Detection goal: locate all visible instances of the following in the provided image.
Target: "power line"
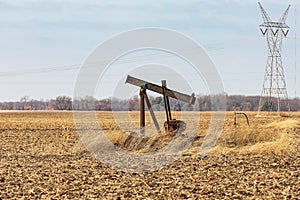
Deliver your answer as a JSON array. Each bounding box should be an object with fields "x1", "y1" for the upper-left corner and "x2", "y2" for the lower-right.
[
  {"x1": 0, "y1": 64, "x2": 80, "y2": 77},
  {"x1": 0, "y1": 36, "x2": 262, "y2": 77}
]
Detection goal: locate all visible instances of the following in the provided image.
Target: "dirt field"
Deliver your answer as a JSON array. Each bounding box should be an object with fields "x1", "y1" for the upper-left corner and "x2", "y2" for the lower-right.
[{"x1": 0, "y1": 111, "x2": 299, "y2": 199}]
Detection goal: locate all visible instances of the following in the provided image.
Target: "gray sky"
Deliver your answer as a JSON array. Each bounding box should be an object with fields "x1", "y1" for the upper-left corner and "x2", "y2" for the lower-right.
[{"x1": 0, "y1": 0, "x2": 299, "y2": 101}]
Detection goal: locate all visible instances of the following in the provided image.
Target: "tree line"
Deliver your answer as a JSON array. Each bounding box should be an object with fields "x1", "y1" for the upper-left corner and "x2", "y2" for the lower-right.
[{"x1": 0, "y1": 95, "x2": 299, "y2": 111}]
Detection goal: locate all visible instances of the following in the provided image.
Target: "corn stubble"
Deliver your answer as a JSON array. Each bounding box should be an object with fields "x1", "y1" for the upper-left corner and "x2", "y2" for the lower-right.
[{"x1": 0, "y1": 111, "x2": 299, "y2": 199}]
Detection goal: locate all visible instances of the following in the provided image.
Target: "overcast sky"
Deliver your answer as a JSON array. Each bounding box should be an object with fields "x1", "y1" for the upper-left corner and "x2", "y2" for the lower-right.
[{"x1": 0, "y1": 0, "x2": 299, "y2": 101}]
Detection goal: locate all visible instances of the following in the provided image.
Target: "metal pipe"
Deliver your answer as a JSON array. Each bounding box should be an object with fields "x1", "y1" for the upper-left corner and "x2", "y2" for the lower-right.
[
  {"x1": 161, "y1": 80, "x2": 170, "y2": 124},
  {"x1": 139, "y1": 88, "x2": 145, "y2": 135}
]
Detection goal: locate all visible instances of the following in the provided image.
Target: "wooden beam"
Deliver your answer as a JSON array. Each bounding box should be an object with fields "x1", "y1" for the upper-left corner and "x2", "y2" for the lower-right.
[{"x1": 126, "y1": 75, "x2": 195, "y2": 104}]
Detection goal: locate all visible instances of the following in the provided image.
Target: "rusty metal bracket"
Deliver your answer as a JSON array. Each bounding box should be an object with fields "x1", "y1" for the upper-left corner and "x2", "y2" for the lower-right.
[{"x1": 234, "y1": 111, "x2": 250, "y2": 127}]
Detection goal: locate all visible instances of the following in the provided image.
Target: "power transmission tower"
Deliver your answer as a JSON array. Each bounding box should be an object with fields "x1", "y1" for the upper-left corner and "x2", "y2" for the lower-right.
[{"x1": 257, "y1": 2, "x2": 291, "y2": 116}]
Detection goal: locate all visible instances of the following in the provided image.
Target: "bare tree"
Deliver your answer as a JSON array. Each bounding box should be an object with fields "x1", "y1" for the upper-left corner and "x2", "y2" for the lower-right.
[{"x1": 55, "y1": 96, "x2": 72, "y2": 110}]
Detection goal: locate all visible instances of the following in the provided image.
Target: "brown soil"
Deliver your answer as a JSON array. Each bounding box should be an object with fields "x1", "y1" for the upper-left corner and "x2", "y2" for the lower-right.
[{"x1": 0, "y1": 111, "x2": 299, "y2": 199}]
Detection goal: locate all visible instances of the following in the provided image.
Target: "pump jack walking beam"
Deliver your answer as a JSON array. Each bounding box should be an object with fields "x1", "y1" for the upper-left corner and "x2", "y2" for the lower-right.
[{"x1": 126, "y1": 75, "x2": 196, "y2": 104}]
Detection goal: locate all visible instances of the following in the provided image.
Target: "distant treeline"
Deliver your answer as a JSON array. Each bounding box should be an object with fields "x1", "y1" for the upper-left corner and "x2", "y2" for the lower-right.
[{"x1": 0, "y1": 95, "x2": 299, "y2": 111}]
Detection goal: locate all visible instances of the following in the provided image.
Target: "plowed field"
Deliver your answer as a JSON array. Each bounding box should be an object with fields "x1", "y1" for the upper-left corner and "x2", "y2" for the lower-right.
[{"x1": 0, "y1": 111, "x2": 299, "y2": 199}]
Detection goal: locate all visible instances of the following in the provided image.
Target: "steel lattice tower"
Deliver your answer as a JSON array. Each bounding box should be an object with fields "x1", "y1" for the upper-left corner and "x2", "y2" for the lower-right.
[{"x1": 257, "y1": 2, "x2": 291, "y2": 116}]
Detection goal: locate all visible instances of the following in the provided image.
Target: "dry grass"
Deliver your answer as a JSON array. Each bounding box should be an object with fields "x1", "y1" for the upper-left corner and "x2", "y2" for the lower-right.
[
  {"x1": 68, "y1": 111, "x2": 300, "y2": 157},
  {"x1": 211, "y1": 112, "x2": 300, "y2": 155}
]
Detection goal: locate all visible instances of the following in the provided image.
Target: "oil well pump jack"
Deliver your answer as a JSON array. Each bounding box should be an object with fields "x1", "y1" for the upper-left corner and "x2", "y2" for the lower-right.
[{"x1": 125, "y1": 75, "x2": 196, "y2": 134}]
